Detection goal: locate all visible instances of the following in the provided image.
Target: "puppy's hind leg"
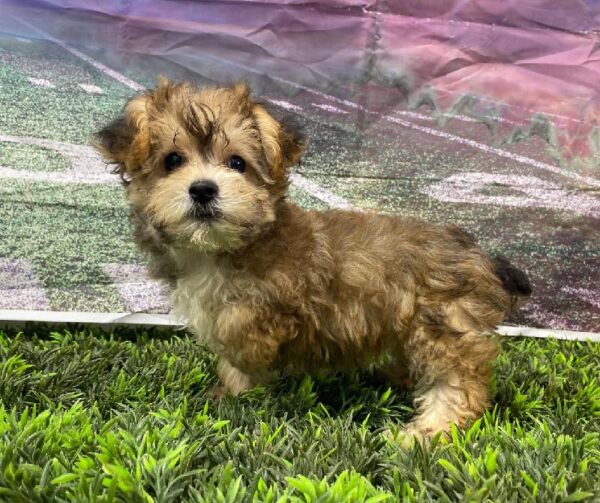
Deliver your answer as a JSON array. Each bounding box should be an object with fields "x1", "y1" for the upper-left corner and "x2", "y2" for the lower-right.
[{"x1": 395, "y1": 328, "x2": 499, "y2": 446}]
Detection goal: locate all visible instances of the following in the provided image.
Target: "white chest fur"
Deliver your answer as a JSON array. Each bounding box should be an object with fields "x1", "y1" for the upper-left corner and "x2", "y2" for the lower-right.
[{"x1": 170, "y1": 255, "x2": 228, "y2": 348}]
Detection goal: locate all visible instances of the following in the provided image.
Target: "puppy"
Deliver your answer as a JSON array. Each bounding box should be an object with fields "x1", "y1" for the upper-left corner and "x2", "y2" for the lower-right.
[{"x1": 94, "y1": 78, "x2": 531, "y2": 443}]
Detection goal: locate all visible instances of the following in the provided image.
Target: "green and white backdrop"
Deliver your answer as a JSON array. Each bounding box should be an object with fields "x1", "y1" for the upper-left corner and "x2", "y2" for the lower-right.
[{"x1": 0, "y1": 8, "x2": 598, "y2": 338}]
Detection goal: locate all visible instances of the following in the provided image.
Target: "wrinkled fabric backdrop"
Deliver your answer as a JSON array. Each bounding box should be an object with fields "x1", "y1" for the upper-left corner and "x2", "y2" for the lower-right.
[{"x1": 0, "y1": 0, "x2": 598, "y2": 331}]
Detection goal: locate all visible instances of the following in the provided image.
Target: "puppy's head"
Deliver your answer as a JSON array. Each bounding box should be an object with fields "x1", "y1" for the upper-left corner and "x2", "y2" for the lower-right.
[{"x1": 94, "y1": 78, "x2": 305, "y2": 252}]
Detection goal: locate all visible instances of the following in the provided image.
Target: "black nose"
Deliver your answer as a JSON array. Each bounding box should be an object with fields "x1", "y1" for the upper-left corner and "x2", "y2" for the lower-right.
[{"x1": 189, "y1": 180, "x2": 218, "y2": 205}]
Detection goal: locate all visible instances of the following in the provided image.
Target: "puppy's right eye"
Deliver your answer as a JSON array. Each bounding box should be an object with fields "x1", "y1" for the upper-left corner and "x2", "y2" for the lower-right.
[{"x1": 164, "y1": 152, "x2": 184, "y2": 172}]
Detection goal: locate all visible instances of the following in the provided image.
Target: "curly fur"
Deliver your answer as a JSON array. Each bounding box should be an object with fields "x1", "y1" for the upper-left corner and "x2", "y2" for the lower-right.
[{"x1": 94, "y1": 78, "x2": 531, "y2": 442}]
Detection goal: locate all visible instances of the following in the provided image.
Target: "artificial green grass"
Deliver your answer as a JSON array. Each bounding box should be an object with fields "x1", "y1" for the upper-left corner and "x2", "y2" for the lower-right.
[{"x1": 0, "y1": 328, "x2": 598, "y2": 502}]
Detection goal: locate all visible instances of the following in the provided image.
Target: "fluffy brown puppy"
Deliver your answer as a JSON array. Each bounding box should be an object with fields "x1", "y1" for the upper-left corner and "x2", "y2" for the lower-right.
[{"x1": 94, "y1": 78, "x2": 531, "y2": 443}]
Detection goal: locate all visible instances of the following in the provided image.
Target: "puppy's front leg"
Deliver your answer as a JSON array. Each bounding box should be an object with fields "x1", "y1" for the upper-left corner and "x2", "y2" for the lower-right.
[{"x1": 213, "y1": 305, "x2": 288, "y2": 396}]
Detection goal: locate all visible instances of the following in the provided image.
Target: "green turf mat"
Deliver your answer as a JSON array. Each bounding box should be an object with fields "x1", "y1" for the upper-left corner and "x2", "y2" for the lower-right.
[{"x1": 0, "y1": 327, "x2": 598, "y2": 501}]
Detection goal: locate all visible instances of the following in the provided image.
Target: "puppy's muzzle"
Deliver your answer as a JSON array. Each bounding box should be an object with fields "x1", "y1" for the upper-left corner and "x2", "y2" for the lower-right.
[
  {"x1": 188, "y1": 180, "x2": 220, "y2": 220},
  {"x1": 189, "y1": 180, "x2": 218, "y2": 204}
]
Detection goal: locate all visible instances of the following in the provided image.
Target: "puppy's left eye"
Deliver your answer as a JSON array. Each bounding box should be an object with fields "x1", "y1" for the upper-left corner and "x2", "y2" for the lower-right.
[
  {"x1": 228, "y1": 155, "x2": 246, "y2": 173},
  {"x1": 164, "y1": 152, "x2": 184, "y2": 172}
]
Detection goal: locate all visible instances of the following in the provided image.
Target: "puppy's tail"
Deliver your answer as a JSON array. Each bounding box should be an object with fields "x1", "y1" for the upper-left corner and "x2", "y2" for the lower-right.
[
  {"x1": 492, "y1": 255, "x2": 532, "y2": 312},
  {"x1": 447, "y1": 226, "x2": 532, "y2": 311}
]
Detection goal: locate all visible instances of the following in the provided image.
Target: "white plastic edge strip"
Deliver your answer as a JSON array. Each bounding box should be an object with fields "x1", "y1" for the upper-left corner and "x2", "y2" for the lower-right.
[
  {"x1": 0, "y1": 310, "x2": 598, "y2": 342},
  {"x1": 0, "y1": 310, "x2": 180, "y2": 327}
]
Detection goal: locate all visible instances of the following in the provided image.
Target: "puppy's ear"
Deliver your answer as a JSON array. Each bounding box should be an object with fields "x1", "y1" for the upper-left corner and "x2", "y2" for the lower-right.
[
  {"x1": 93, "y1": 93, "x2": 152, "y2": 181},
  {"x1": 231, "y1": 81, "x2": 251, "y2": 102},
  {"x1": 279, "y1": 117, "x2": 306, "y2": 168},
  {"x1": 252, "y1": 104, "x2": 307, "y2": 180}
]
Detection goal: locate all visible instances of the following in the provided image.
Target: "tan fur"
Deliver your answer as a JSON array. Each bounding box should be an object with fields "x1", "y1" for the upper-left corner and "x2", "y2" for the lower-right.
[{"x1": 94, "y1": 79, "x2": 529, "y2": 442}]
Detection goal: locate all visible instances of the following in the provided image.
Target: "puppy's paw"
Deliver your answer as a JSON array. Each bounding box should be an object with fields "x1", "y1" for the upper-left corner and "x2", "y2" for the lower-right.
[
  {"x1": 384, "y1": 423, "x2": 441, "y2": 450},
  {"x1": 207, "y1": 385, "x2": 229, "y2": 400},
  {"x1": 384, "y1": 426, "x2": 423, "y2": 449}
]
